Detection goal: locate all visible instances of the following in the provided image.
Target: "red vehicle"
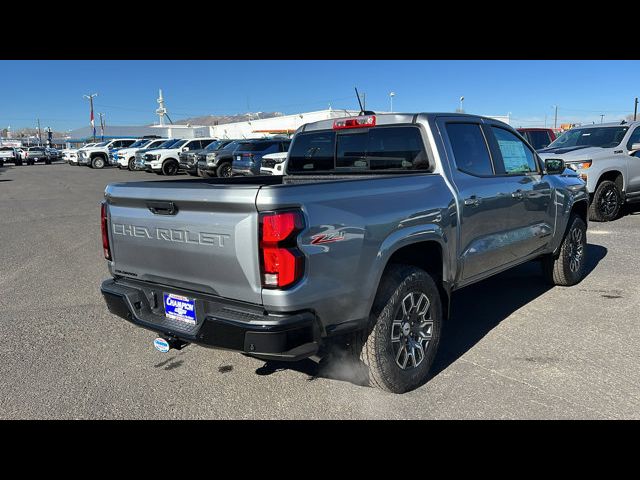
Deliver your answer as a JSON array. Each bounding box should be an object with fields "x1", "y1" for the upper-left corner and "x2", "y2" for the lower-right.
[{"x1": 517, "y1": 128, "x2": 557, "y2": 151}]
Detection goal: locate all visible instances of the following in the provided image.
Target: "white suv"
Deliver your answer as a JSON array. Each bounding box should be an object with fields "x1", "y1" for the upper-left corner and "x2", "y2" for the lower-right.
[
  {"x1": 77, "y1": 138, "x2": 138, "y2": 169},
  {"x1": 115, "y1": 138, "x2": 167, "y2": 171},
  {"x1": 144, "y1": 138, "x2": 217, "y2": 175}
]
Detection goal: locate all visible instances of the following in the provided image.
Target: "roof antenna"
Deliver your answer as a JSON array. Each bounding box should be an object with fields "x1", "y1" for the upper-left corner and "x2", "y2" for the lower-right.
[{"x1": 354, "y1": 87, "x2": 375, "y2": 116}]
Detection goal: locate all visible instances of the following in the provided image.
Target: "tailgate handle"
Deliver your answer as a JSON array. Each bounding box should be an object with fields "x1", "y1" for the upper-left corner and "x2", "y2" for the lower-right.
[{"x1": 147, "y1": 201, "x2": 178, "y2": 215}]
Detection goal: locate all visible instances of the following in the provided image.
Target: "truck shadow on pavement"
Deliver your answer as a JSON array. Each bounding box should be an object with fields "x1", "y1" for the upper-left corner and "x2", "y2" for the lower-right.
[{"x1": 254, "y1": 243, "x2": 607, "y2": 389}]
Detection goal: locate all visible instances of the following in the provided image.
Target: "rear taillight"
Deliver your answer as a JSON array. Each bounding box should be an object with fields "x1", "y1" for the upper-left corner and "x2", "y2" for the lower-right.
[
  {"x1": 259, "y1": 210, "x2": 305, "y2": 288},
  {"x1": 101, "y1": 201, "x2": 111, "y2": 260},
  {"x1": 333, "y1": 115, "x2": 376, "y2": 130}
]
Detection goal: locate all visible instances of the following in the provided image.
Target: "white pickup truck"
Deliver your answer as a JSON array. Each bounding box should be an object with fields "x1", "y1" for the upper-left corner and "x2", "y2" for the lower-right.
[
  {"x1": 0, "y1": 146, "x2": 17, "y2": 166},
  {"x1": 77, "y1": 139, "x2": 138, "y2": 169},
  {"x1": 538, "y1": 121, "x2": 640, "y2": 221},
  {"x1": 115, "y1": 138, "x2": 167, "y2": 171}
]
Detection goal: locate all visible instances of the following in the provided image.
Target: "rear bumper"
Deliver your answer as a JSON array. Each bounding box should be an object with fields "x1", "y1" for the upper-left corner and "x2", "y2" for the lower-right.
[{"x1": 101, "y1": 278, "x2": 320, "y2": 361}]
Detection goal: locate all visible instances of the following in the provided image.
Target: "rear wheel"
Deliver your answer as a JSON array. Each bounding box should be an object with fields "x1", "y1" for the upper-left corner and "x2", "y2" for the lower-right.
[
  {"x1": 128, "y1": 158, "x2": 136, "y2": 171},
  {"x1": 92, "y1": 156, "x2": 106, "y2": 169},
  {"x1": 542, "y1": 214, "x2": 587, "y2": 286},
  {"x1": 589, "y1": 180, "x2": 622, "y2": 222},
  {"x1": 15, "y1": 159, "x2": 22, "y2": 166},
  {"x1": 162, "y1": 159, "x2": 179, "y2": 176},
  {"x1": 349, "y1": 264, "x2": 442, "y2": 393},
  {"x1": 217, "y1": 162, "x2": 233, "y2": 178}
]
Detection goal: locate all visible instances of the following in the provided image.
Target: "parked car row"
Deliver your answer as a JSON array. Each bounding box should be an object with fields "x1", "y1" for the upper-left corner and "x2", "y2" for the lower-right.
[
  {"x1": 60, "y1": 135, "x2": 294, "y2": 179},
  {"x1": 0, "y1": 145, "x2": 61, "y2": 166}
]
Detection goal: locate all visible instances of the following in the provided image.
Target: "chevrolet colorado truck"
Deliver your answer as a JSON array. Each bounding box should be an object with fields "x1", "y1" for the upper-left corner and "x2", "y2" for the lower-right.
[
  {"x1": 538, "y1": 121, "x2": 640, "y2": 222},
  {"x1": 100, "y1": 113, "x2": 589, "y2": 393}
]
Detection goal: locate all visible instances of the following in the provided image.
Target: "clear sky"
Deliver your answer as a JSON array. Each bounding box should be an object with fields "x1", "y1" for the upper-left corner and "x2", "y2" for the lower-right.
[{"x1": 1, "y1": 60, "x2": 639, "y2": 131}]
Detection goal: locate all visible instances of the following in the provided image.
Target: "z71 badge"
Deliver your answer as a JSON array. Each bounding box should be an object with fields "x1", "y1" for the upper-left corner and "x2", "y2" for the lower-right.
[{"x1": 310, "y1": 232, "x2": 345, "y2": 245}]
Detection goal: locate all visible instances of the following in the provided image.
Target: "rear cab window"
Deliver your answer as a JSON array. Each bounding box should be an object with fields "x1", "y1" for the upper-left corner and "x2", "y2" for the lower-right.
[{"x1": 288, "y1": 125, "x2": 429, "y2": 173}]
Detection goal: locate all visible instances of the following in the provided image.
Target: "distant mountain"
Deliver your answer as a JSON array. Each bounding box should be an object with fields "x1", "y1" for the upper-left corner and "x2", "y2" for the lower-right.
[{"x1": 168, "y1": 112, "x2": 284, "y2": 126}]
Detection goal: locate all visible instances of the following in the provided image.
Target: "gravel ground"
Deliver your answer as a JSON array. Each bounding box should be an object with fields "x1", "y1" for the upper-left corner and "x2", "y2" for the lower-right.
[{"x1": 1, "y1": 162, "x2": 639, "y2": 419}]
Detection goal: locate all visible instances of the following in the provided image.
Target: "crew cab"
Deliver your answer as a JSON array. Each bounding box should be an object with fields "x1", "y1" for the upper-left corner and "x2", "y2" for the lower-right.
[
  {"x1": 115, "y1": 138, "x2": 167, "y2": 171},
  {"x1": 100, "y1": 112, "x2": 589, "y2": 394},
  {"x1": 232, "y1": 138, "x2": 291, "y2": 176},
  {"x1": 538, "y1": 121, "x2": 640, "y2": 221},
  {"x1": 144, "y1": 138, "x2": 217, "y2": 176},
  {"x1": 179, "y1": 139, "x2": 235, "y2": 176},
  {"x1": 78, "y1": 139, "x2": 138, "y2": 169}
]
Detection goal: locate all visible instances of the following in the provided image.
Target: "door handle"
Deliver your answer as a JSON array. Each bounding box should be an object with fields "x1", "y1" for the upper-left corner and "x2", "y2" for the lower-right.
[
  {"x1": 147, "y1": 201, "x2": 178, "y2": 215},
  {"x1": 512, "y1": 190, "x2": 525, "y2": 199},
  {"x1": 464, "y1": 196, "x2": 482, "y2": 207}
]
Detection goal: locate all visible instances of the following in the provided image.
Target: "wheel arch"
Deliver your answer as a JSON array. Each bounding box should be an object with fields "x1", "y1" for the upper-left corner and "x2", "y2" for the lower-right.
[
  {"x1": 369, "y1": 233, "x2": 451, "y2": 322},
  {"x1": 596, "y1": 169, "x2": 624, "y2": 192}
]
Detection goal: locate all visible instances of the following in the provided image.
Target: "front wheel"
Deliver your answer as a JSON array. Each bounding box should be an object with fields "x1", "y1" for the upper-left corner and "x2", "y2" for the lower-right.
[
  {"x1": 162, "y1": 160, "x2": 178, "y2": 176},
  {"x1": 350, "y1": 264, "x2": 442, "y2": 393},
  {"x1": 589, "y1": 180, "x2": 622, "y2": 222},
  {"x1": 128, "y1": 158, "x2": 136, "y2": 171},
  {"x1": 216, "y1": 162, "x2": 233, "y2": 178},
  {"x1": 542, "y1": 214, "x2": 587, "y2": 286},
  {"x1": 92, "y1": 156, "x2": 106, "y2": 169}
]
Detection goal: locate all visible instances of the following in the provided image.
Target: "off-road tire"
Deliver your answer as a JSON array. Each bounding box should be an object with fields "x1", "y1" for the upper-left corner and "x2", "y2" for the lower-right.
[
  {"x1": 348, "y1": 264, "x2": 442, "y2": 394},
  {"x1": 162, "y1": 159, "x2": 178, "y2": 176},
  {"x1": 589, "y1": 180, "x2": 622, "y2": 222},
  {"x1": 216, "y1": 162, "x2": 233, "y2": 178},
  {"x1": 542, "y1": 214, "x2": 587, "y2": 286}
]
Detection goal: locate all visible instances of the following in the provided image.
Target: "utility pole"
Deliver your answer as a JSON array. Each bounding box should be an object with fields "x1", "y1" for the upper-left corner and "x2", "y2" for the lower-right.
[
  {"x1": 37, "y1": 118, "x2": 42, "y2": 145},
  {"x1": 634, "y1": 97, "x2": 638, "y2": 121},
  {"x1": 553, "y1": 105, "x2": 558, "y2": 129},
  {"x1": 98, "y1": 113, "x2": 105, "y2": 141},
  {"x1": 83, "y1": 93, "x2": 98, "y2": 142}
]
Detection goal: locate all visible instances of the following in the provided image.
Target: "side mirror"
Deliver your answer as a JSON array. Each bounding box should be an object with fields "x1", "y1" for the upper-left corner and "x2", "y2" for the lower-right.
[
  {"x1": 628, "y1": 143, "x2": 640, "y2": 155},
  {"x1": 545, "y1": 158, "x2": 565, "y2": 174}
]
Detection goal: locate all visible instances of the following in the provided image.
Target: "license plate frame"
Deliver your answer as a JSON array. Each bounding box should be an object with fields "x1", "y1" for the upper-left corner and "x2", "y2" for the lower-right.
[{"x1": 163, "y1": 293, "x2": 196, "y2": 325}]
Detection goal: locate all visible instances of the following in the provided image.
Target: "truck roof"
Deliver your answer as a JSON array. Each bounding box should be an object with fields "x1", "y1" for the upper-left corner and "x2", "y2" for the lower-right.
[{"x1": 298, "y1": 112, "x2": 509, "y2": 133}]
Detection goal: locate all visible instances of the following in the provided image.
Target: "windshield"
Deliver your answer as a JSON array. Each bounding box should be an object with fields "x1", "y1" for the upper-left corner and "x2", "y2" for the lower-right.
[
  {"x1": 156, "y1": 139, "x2": 178, "y2": 148},
  {"x1": 548, "y1": 126, "x2": 629, "y2": 149},
  {"x1": 128, "y1": 139, "x2": 150, "y2": 148},
  {"x1": 171, "y1": 140, "x2": 187, "y2": 148},
  {"x1": 204, "y1": 140, "x2": 229, "y2": 151},
  {"x1": 94, "y1": 141, "x2": 109, "y2": 147},
  {"x1": 236, "y1": 141, "x2": 278, "y2": 152}
]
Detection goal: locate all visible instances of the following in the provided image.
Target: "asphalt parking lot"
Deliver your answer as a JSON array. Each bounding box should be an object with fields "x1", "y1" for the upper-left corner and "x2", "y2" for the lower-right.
[{"x1": 1, "y1": 162, "x2": 639, "y2": 419}]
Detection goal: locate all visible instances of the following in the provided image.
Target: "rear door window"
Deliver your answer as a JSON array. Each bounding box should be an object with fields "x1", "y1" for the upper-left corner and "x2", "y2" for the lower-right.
[{"x1": 446, "y1": 123, "x2": 494, "y2": 176}]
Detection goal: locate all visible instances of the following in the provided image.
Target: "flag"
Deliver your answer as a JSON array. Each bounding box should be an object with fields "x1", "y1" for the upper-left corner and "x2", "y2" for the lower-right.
[{"x1": 90, "y1": 105, "x2": 96, "y2": 138}]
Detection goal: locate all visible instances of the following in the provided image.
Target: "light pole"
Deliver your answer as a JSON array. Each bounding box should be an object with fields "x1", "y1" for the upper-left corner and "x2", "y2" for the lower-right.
[
  {"x1": 600, "y1": 114, "x2": 605, "y2": 124},
  {"x1": 389, "y1": 92, "x2": 396, "y2": 113},
  {"x1": 458, "y1": 96, "x2": 465, "y2": 113},
  {"x1": 83, "y1": 93, "x2": 98, "y2": 142}
]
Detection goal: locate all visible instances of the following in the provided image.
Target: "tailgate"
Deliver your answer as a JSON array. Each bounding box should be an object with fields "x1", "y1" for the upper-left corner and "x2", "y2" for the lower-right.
[{"x1": 105, "y1": 181, "x2": 263, "y2": 304}]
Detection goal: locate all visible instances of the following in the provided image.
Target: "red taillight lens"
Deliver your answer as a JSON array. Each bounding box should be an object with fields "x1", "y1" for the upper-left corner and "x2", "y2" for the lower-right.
[
  {"x1": 260, "y1": 210, "x2": 305, "y2": 288},
  {"x1": 101, "y1": 201, "x2": 111, "y2": 260},
  {"x1": 333, "y1": 115, "x2": 376, "y2": 130}
]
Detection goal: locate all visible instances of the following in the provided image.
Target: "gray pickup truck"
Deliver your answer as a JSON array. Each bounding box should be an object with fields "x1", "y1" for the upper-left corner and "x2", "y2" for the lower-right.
[{"x1": 100, "y1": 113, "x2": 589, "y2": 393}]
